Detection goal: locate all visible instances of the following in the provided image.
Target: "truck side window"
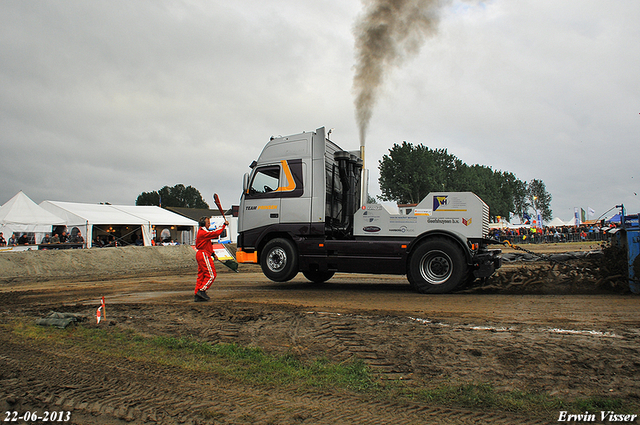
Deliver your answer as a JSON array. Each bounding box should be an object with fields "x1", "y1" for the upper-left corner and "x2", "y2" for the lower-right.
[{"x1": 248, "y1": 165, "x2": 280, "y2": 196}]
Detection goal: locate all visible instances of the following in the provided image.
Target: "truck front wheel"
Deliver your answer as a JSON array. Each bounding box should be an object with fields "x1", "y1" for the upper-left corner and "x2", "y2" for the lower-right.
[
  {"x1": 408, "y1": 238, "x2": 468, "y2": 294},
  {"x1": 261, "y1": 238, "x2": 299, "y2": 282}
]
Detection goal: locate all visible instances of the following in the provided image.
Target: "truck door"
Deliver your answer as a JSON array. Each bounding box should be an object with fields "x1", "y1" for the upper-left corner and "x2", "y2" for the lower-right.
[
  {"x1": 241, "y1": 159, "x2": 306, "y2": 232},
  {"x1": 242, "y1": 164, "x2": 283, "y2": 232}
]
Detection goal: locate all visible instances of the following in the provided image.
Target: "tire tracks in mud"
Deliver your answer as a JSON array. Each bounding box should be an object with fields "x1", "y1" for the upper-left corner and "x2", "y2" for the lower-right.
[
  {"x1": 0, "y1": 326, "x2": 550, "y2": 425},
  {"x1": 3, "y1": 267, "x2": 637, "y2": 425},
  {"x1": 176, "y1": 303, "x2": 639, "y2": 416},
  {"x1": 308, "y1": 315, "x2": 409, "y2": 377}
]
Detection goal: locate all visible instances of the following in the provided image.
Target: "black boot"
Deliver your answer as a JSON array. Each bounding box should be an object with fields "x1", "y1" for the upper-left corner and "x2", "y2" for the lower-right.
[{"x1": 195, "y1": 290, "x2": 210, "y2": 301}]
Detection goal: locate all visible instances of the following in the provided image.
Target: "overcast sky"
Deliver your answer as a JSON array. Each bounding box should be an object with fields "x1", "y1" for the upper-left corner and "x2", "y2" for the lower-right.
[{"x1": 1, "y1": 0, "x2": 638, "y2": 222}]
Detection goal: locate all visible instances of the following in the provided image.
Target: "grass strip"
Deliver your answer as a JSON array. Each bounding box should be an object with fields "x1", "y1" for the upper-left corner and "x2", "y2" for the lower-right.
[
  {"x1": 9, "y1": 320, "x2": 377, "y2": 392},
  {"x1": 7, "y1": 319, "x2": 634, "y2": 416}
]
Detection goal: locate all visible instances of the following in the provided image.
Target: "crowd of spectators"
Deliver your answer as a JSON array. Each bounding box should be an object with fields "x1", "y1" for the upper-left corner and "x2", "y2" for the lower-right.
[
  {"x1": 488, "y1": 223, "x2": 616, "y2": 244},
  {"x1": 1, "y1": 226, "x2": 186, "y2": 249},
  {"x1": 0, "y1": 230, "x2": 85, "y2": 249},
  {"x1": 92, "y1": 232, "x2": 180, "y2": 247}
]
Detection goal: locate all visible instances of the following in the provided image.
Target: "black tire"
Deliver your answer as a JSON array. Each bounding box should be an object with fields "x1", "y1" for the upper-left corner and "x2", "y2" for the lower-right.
[
  {"x1": 261, "y1": 238, "x2": 299, "y2": 282},
  {"x1": 407, "y1": 238, "x2": 468, "y2": 294},
  {"x1": 303, "y1": 270, "x2": 335, "y2": 284}
]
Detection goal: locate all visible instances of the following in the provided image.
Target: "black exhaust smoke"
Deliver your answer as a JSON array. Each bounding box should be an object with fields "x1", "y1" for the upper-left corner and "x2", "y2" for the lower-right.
[{"x1": 353, "y1": 0, "x2": 453, "y2": 147}]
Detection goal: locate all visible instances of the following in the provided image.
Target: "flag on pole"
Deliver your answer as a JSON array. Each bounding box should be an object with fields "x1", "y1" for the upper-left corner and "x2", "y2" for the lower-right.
[
  {"x1": 588, "y1": 207, "x2": 595, "y2": 218},
  {"x1": 581, "y1": 208, "x2": 586, "y2": 223},
  {"x1": 537, "y1": 210, "x2": 542, "y2": 228}
]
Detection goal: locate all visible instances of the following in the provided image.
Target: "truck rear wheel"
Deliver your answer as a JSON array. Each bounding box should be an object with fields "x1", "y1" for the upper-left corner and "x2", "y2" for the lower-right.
[
  {"x1": 408, "y1": 238, "x2": 468, "y2": 294},
  {"x1": 261, "y1": 238, "x2": 298, "y2": 282},
  {"x1": 303, "y1": 270, "x2": 335, "y2": 284}
]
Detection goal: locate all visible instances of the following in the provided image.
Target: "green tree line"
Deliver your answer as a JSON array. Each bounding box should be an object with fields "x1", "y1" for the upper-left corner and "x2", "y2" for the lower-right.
[
  {"x1": 136, "y1": 184, "x2": 209, "y2": 209},
  {"x1": 378, "y1": 142, "x2": 552, "y2": 221}
]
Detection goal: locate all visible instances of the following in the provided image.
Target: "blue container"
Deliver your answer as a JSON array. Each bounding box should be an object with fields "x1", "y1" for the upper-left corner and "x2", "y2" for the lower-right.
[
  {"x1": 627, "y1": 227, "x2": 640, "y2": 294},
  {"x1": 620, "y1": 209, "x2": 640, "y2": 294}
]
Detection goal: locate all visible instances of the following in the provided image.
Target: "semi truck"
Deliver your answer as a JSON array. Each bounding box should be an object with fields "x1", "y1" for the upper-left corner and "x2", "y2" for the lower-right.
[{"x1": 235, "y1": 127, "x2": 501, "y2": 293}]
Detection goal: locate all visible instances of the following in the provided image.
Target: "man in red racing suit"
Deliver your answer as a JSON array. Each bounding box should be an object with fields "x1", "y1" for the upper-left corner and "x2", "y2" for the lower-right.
[{"x1": 194, "y1": 216, "x2": 228, "y2": 302}]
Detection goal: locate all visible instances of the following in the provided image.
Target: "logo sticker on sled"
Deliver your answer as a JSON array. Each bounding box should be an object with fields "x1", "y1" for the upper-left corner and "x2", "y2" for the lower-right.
[
  {"x1": 433, "y1": 195, "x2": 467, "y2": 212},
  {"x1": 433, "y1": 196, "x2": 448, "y2": 211}
]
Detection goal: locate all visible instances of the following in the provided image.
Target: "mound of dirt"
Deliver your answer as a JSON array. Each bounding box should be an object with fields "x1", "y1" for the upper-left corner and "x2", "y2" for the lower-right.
[{"x1": 0, "y1": 245, "x2": 200, "y2": 284}]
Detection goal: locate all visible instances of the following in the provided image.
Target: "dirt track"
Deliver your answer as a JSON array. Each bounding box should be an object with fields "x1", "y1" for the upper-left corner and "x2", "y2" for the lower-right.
[{"x1": 1, "y1": 243, "x2": 639, "y2": 424}]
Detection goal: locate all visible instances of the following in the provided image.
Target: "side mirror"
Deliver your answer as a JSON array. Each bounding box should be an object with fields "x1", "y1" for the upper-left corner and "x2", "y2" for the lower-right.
[{"x1": 243, "y1": 172, "x2": 250, "y2": 194}]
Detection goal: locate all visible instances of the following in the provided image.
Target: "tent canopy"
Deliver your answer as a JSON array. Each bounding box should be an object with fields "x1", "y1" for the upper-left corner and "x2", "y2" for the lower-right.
[
  {"x1": 40, "y1": 201, "x2": 197, "y2": 247},
  {"x1": 547, "y1": 217, "x2": 566, "y2": 227},
  {"x1": 606, "y1": 214, "x2": 621, "y2": 223},
  {"x1": 0, "y1": 192, "x2": 65, "y2": 238},
  {"x1": 113, "y1": 205, "x2": 198, "y2": 227},
  {"x1": 40, "y1": 201, "x2": 149, "y2": 227}
]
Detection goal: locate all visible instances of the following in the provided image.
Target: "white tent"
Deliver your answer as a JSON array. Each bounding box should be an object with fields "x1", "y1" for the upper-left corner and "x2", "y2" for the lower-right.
[
  {"x1": 111, "y1": 205, "x2": 198, "y2": 245},
  {"x1": 489, "y1": 220, "x2": 512, "y2": 229},
  {"x1": 39, "y1": 201, "x2": 197, "y2": 248},
  {"x1": 40, "y1": 201, "x2": 149, "y2": 248},
  {"x1": 547, "y1": 217, "x2": 566, "y2": 227},
  {"x1": 0, "y1": 191, "x2": 65, "y2": 246}
]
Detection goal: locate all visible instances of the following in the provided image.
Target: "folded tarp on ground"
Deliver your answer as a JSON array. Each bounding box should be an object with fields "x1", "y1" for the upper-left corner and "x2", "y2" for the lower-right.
[{"x1": 36, "y1": 311, "x2": 86, "y2": 328}]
